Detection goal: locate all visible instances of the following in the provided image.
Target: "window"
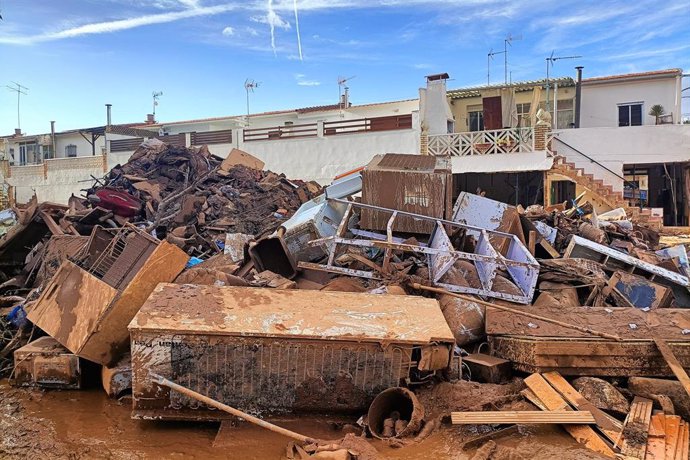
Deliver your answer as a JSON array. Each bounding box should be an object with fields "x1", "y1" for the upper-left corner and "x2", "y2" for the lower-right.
[
  {"x1": 9, "y1": 148, "x2": 15, "y2": 165},
  {"x1": 41, "y1": 145, "x2": 53, "y2": 159},
  {"x1": 468, "y1": 111, "x2": 484, "y2": 132},
  {"x1": 19, "y1": 142, "x2": 37, "y2": 165},
  {"x1": 517, "y1": 103, "x2": 531, "y2": 127},
  {"x1": 556, "y1": 99, "x2": 575, "y2": 129},
  {"x1": 65, "y1": 144, "x2": 77, "y2": 157},
  {"x1": 618, "y1": 103, "x2": 643, "y2": 127}
]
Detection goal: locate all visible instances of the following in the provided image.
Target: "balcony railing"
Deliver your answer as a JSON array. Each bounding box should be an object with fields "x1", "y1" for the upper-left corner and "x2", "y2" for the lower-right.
[
  {"x1": 428, "y1": 127, "x2": 535, "y2": 156},
  {"x1": 323, "y1": 114, "x2": 412, "y2": 135},
  {"x1": 243, "y1": 123, "x2": 318, "y2": 142}
]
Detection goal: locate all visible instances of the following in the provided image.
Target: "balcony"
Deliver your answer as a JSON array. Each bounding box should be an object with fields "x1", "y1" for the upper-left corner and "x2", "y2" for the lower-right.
[{"x1": 428, "y1": 127, "x2": 535, "y2": 157}]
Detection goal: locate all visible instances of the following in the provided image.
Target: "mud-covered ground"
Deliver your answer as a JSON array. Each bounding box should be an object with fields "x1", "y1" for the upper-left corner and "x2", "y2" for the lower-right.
[{"x1": 0, "y1": 380, "x2": 609, "y2": 460}]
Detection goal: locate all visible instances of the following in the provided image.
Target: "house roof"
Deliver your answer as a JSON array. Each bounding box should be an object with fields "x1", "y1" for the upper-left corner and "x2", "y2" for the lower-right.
[
  {"x1": 447, "y1": 77, "x2": 575, "y2": 99},
  {"x1": 0, "y1": 123, "x2": 154, "y2": 142},
  {"x1": 128, "y1": 98, "x2": 418, "y2": 128},
  {"x1": 582, "y1": 68, "x2": 683, "y2": 84}
]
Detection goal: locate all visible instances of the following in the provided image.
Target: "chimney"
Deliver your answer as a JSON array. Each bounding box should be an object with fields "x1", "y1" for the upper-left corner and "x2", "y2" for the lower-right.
[
  {"x1": 14, "y1": 128, "x2": 21, "y2": 136},
  {"x1": 146, "y1": 114, "x2": 155, "y2": 124},
  {"x1": 421, "y1": 73, "x2": 452, "y2": 136},
  {"x1": 574, "y1": 66, "x2": 583, "y2": 128},
  {"x1": 340, "y1": 86, "x2": 350, "y2": 108},
  {"x1": 105, "y1": 104, "x2": 112, "y2": 127},
  {"x1": 50, "y1": 121, "x2": 56, "y2": 159}
]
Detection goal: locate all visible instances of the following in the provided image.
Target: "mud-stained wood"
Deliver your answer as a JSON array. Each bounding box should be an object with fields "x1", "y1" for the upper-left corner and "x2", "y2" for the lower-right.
[
  {"x1": 26, "y1": 261, "x2": 118, "y2": 354},
  {"x1": 654, "y1": 338, "x2": 690, "y2": 401},
  {"x1": 618, "y1": 396, "x2": 653, "y2": 459},
  {"x1": 451, "y1": 411, "x2": 596, "y2": 424},
  {"x1": 665, "y1": 415, "x2": 682, "y2": 459},
  {"x1": 542, "y1": 371, "x2": 621, "y2": 442},
  {"x1": 490, "y1": 336, "x2": 690, "y2": 377},
  {"x1": 645, "y1": 413, "x2": 666, "y2": 460},
  {"x1": 524, "y1": 374, "x2": 615, "y2": 458},
  {"x1": 486, "y1": 305, "x2": 690, "y2": 339}
]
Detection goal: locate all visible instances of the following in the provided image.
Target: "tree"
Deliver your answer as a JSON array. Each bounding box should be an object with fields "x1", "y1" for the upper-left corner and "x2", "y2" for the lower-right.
[{"x1": 649, "y1": 104, "x2": 665, "y2": 125}]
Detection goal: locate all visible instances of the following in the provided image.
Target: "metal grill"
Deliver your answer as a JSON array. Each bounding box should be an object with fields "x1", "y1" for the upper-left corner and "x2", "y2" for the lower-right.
[
  {"x1": 72, "y1": 225, "x2": 159, "y2": 290},
  {"x1": 168, "y1": 337, "x2": 416, "y2": 412}
]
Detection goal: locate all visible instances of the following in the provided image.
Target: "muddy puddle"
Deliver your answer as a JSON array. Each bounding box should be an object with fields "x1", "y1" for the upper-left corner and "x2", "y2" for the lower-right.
[{"x1": 0, "y1": 380, "x2": 607, "y2": 459}]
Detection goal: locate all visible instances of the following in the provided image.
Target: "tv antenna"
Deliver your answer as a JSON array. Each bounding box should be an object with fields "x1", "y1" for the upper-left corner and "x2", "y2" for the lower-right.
[
  {"x1": 152, "y1": 91, "x2": 163, "y2": 119},
  {"x1": 338, "y1": 75, "x2": 355, "y2": 110},
  {"x1": 545, "y1": 51, "x2": 582, "y2": 110},
  {"x1": 487, "y1": 48, "x2": 506, "y2": 85},
  {"x1": 504, "y1": 33, "x2": 522, "y2": 84},
  {"x1": 6, "y1": 82, "x2": 28, "y2": 131},
  {"x1": 244, "y1": 79, "x2": 260, "y2": 117}
]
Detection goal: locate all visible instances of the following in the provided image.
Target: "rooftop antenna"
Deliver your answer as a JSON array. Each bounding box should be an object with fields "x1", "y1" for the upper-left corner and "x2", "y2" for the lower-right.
[
  {"x1": 244, "y1": 79, "x2": 260, "y2": 118},
  {"x1": 6, "y1": 82, "x2": 28, "y2": 131},
  {"x1": 152, "y1": 91, "x2": 163, "y2": 119},
  {"x1": 487, "y1": 48, "x2": 506, "y2": 85},
  {"x1": 338, "y1": 75, "x2": 355, "y2": 110},
  {"x1": 545, "y1": 51, "x2": 582, "y2": 110},
  {"x1": 504, "y1": 33, "x2": 522, "y2": 84}
]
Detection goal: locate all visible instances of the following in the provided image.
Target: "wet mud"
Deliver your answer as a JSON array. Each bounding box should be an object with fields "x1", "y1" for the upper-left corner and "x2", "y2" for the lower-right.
[{"x1": 0, "y1": 380, "x2": 609, "y2": 459}]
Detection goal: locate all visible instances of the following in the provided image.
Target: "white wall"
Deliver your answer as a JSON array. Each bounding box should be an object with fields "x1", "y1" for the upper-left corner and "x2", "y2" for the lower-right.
[
  {"x1": 580, "y1": 77, "x2": 681, "y2": 128},
  {"x1": 554, "y1": 125, "x2": 690, "y2": 192}
]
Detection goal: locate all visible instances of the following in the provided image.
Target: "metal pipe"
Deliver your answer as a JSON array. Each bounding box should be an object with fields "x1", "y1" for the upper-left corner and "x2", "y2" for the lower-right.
[
  {"x1": 149, "y1": 373, "x2": 319, "y2": 444},
  {"x1": 106, "y1": 104, "x2": 112, "y2": 127},
  {"x1": 574, "y1": 66, "x2": 583, "y2": 128},
  {"x1": 50, "y1": 121, "x2": 56, "y2": 159}
]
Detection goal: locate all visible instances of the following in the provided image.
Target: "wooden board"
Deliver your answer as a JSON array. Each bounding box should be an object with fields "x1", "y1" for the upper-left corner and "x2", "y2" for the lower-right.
[
  {"x1": 645, "y1": 413, "x2": 666, "y2": 460},
  {"x1": 490, "y1": 336, "x2": 690, "y2": 377},
  {"x1": 524, "y1": 374, "x2": 615, "y2": 458},
  {"x1": 486, "y1": 305, "x2": 690, "y2": 339},
  {"x1": 619, "y1": 396, "x2": 653, "y2": 459},
  {"x1": 665, "y1": 415, "x2": 682, "y2": 460},
  {"x1": 674, "y1": 420, "x2": 689, "y2": 460},
  {"x1": 451, "y1": 411, "x2": 595, "y2": 425},
  {"x1": 542, "y1": 371, "x2": 622, "y2": 442},
  {"x1": 655, "y1": 338, "x2": 690, "y2": 401}
]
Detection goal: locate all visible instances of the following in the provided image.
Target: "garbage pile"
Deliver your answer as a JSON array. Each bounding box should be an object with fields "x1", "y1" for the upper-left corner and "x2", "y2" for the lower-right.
[{"x1": 1, "y1": 150, "x2": 690, "y2": 459}]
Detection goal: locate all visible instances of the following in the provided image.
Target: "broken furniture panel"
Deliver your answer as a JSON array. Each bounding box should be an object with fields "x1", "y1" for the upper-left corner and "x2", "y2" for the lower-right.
[
  {"x1": 27, "y1": 224, "x2": 189, "y2": 366},
  {"x1": 463, "y1": 353, "x2": 512, "y2": 384},
  {"x1": 102, "y1": 354, "x2": 132, "y2": 398},
  {"x1": 565, "y1": 235, "x2": 690, "y2": 306},
  {"x1": 12, "y1": 336, "x2": 81, "y2": 389},
  {"x1": 490, "y1": 336, "x2": 690, "y2": 377},
  {"x1": 360, "y1": 154, "x2": 452, "y2": 234},
  {"x1": 299, "y1": 199, "x2": 539, "y2": 304},
  {"x1": 129, "y1": 284, "x2": 454, "y2": 421},
  {"x1": 607, "y1": 271, "x2": 673, "y2": 309}
]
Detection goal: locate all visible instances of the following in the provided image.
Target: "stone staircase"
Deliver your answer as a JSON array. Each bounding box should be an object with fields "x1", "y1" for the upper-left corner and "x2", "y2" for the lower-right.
[{"x1": 551, "y1": 154, "x2": 628, "y2": 210}]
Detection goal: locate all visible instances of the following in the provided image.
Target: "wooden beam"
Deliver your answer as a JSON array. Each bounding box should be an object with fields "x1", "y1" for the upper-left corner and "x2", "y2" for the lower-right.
[
  {"x1": 542, "y1": 371, "x2": 622, "y2": 442},
  {"x1": 654, "y1": 338, "x2": 690, "y2": 401},
  {"x1": 451, "y1": 411, "x2": 595, "y2": 425},
  {"x1": 524, "y1": 374, "x2": 615, "y2": 458},
  {"x1": 665, "y1": 415, "x2": 681, "y2": 460},
  {"x1": 617, "y1": 396, "x2": 653, "y2": 459},
  {"x1": 38, "y1": 210, "x2": 65, "y2": 235}
]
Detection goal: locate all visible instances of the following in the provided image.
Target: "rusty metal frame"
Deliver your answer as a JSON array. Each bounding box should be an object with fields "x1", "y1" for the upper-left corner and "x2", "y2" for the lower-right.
[{"x1": 297, "y1": 199, "x2": 539, "y2": 304}]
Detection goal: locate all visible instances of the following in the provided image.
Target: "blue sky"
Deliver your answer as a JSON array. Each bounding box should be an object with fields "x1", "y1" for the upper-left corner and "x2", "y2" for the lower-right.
[{"x1": 1, "y1": 0, "x2": 689, "y2": 134}]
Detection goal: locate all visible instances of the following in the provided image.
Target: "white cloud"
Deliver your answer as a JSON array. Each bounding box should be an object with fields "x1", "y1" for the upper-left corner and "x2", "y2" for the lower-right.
[
  {"x1": 250, "y1": 12, "x2": 291, "y2": 30},
  {"x1": 295, "y1": 73, "x2": 320, "y2": 86},
  {"x1": 0, "y1": 3, "x2": 238, "y2": 45},
  {"x1": 222, "y1": 26, "x2": 235, "y2": 36},
  {"x1": 246, "y1": 26, "x2": 260, "y2": 36}
]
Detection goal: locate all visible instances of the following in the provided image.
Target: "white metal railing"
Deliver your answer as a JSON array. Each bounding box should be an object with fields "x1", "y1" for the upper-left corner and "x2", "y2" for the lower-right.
[{"x1": 428, "y1": 127, "x2": 535, "y2": 156}]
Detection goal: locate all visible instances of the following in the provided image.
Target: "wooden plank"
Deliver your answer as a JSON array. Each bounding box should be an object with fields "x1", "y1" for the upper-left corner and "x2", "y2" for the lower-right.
[
  {"x1": 486, "y1": 305, "x2": 690, "y2": 339},
  {"x1": 674, "y1": 420, "x2": 690, "y2": 460},
  {"x1": 521, "y1": 388, "x2": 548, "y2": 411},
  {"x1": 654, "y1": 338, "x2": 690, "y2": 401},
  {"x1": 619, "y1": 397, "x2": 654, "y2": 459},
  {"x1": 451, "y1": 411, "x2": 595, "y2": 425},
  {"x1": 543, "y1": 371, "x2": 622, "y2": 442},
  {"x1": 645, "y1": 413, "x2": 666, "y2": 460},
  {"x1": 524, "y1": 374, "x2": 615, "y2": 458},
  {"x1": 665, "y1": 415, "x2": 682, "y2": 460}
]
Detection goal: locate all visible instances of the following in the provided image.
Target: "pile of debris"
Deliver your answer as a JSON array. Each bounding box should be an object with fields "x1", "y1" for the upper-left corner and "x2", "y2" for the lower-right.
[
  {"x1": 84, "y1": 139, "x2": 322, "y2": 255},
  {"x1": 1, "y1": 150, "x2": 690, "y2": 460}
]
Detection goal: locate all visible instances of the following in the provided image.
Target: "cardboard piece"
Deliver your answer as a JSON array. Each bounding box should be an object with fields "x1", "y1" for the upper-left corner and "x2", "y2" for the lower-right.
[{"x1": 221, "y1": 148, "x2": 265, "y2": 172}]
